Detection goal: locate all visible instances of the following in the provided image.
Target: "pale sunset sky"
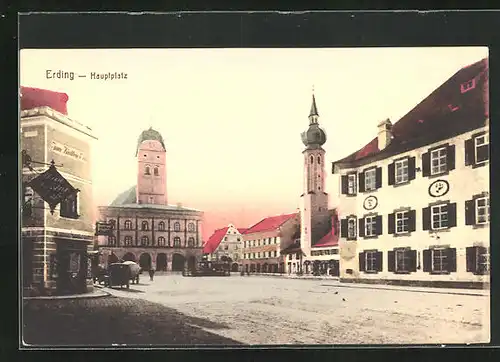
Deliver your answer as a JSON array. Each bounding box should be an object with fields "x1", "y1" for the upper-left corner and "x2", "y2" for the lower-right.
[{"x1": 20, "y1": 47, "x2": 488, "y2": 240}]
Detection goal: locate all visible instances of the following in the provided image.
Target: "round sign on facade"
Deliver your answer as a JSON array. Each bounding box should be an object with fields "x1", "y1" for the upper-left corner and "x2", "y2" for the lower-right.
[
  {"x1": 428, "y1": 179, "x2": 450, "y2": 198},
  {"x1": 363, "y1": 195, "x2": 378, "y2": 211}
]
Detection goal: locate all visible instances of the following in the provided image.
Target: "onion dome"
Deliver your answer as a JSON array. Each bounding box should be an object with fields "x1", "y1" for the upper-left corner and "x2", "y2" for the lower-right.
[
  {"x1": 301, "y1": 94, "x2": 327, "y2": 149},
  {"x1": 135, "y1": 127, "x2": 166, "y2": 155}
]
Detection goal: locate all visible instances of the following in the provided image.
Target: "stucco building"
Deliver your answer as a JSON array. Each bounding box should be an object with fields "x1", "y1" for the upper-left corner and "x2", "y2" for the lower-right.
[
  {"x1": 332, "y1": 58, "x2": 489, "y2": 288},
  {"x1": 97, "y1": 128, "x2": 204, "y2": 272},
  {"x1": 21, "y1": 86, "x2": 97, "y2": 295},
  {"x1": 202, "y1": 224, "x2": 247, "y2": 271}
]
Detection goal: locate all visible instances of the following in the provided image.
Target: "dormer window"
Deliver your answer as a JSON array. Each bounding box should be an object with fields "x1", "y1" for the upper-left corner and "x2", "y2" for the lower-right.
[{"x1": 460, "y1": 78, "x2": 476, "y2": 94}]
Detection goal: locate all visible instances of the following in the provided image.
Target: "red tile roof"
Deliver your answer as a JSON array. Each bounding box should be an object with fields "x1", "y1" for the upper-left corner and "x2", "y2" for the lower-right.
[
  {"x1": 243, "y1": 213, "x2": 298, "y2": 235},
  {"x1": 333, "y1": 58, "x2": 489, "y2": 167},
  {"x1": 312, "y1": 210, "x2": 339, "y2": 248},
  {"x1": 202, "y1": 226, "x2": 247, "y2": 254},
  {"x1": 20, "y1": 86, "x2": 69, "y2": 115}
]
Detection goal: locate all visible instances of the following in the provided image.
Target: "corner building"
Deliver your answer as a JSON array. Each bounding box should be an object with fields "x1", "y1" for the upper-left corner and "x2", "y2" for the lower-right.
[
  {"x1": 21, "y1": 87, "x2": 97, "y2": 295},
  {"x1": 97, "y1": 128, "x2": 204, "y2": 272},
  {"x1": 333, "y1": 58, "x2": 489, "y2": 289}
]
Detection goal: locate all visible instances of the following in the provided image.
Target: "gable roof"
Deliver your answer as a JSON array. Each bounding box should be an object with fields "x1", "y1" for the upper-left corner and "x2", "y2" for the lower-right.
[
  {"x1": 21, "y1": 86, "x2": 69, "y2": 115},
  {"x1": 243, "y1": 213, "x2": 298, "y2": 235},
  {"x1": 332, "y1": 58, "x2": 489, "y2": 169},
  {"x1": 312, "y1": 209, "x2": 339, "y2": 248},
  {"x1": 202, "y1": 226, "x2": 247, "y2": 254}
]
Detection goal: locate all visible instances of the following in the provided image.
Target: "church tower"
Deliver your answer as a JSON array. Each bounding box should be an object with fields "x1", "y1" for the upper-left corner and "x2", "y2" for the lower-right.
[
  {"x1": 135, "y1": 127, "x2": 168, "y2": 205},
  {"x1": 299, "y1": 93, "x2": 329, "y2": 254}
]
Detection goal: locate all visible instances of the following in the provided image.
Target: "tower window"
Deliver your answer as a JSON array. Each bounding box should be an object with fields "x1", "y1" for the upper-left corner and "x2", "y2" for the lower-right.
[
  {"x1": 317, "y1": 156, "x2": 321, "y2": 164},
  {"x1": 154, "y1": 167, "x2": 159, "y2": 176},
  {"x1": 310, "y1": 156, "x2": 313, "y2": 163},
  {"x1": 145, "y1": 166, "x2": 151, "y2": 175},
  {"x1": 143, "y1": 154, "x2": 147, "y2": 158}
]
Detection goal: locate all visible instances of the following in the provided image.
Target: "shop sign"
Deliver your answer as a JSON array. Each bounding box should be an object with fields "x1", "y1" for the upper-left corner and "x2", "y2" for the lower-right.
[
  {"x1": 28, "y1": 164, "x2": 78, "y2": 214},
  {"x1": 50, "y1": 140, "x2": 86, "y2": 162},
  {"x1": 95, "y1": 221, "x2": 114, "y2": 236}
]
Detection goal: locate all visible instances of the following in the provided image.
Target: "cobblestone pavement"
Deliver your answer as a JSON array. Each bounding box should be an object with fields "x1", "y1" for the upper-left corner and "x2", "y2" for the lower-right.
[
  {"x1": 103, "y1": 274, "x2": 490, "y2": 345},
  {"x1": 22, "y1": 295, "x2": 243, "y2": 346}
]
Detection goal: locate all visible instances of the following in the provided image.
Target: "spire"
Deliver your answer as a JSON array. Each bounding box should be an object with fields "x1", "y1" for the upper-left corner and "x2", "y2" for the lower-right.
[{"x1": 309, "y1": 94, "x2": 319, "y2": 118}]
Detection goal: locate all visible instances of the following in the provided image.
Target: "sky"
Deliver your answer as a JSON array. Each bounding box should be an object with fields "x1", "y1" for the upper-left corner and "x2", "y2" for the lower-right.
[{"x1": 20, "y1": 47, "x2": 488, "y2": 240}]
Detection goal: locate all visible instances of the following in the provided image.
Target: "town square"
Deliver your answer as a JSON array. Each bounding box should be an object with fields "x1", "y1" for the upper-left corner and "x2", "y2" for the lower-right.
[{"x1": 20, "y1": 46, "x2": 490, "y2": 347}]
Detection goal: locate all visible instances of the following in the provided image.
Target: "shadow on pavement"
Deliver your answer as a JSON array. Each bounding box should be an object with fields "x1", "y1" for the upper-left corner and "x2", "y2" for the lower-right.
[{"x1": 22, "y1": 296, "x2": 243, "y2": 346}]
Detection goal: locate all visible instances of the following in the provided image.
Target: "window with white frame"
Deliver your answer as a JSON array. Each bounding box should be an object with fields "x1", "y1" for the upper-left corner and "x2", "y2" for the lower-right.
[
  {"x1": 173, "y1": 222, "x2": 181, "y2": 231},
  {"x1": 124, "y1": 236, "x2": 133, "y2": 246},
  {"x1": 365, "y1": 216, "x2": 376, "y2": 237},
  {"x1": 395, "y1": 249, "x2": 410, "y2": 272},
  {"x1": 431, "y1": 248, "x2": 447, "y2": 273},
  {"x1": 347, "y1": 174, "x2": 357, "y2": 195},
  {"x1": 475, "y1": 134, "x2": 489, "y2": 164},
  {"x1": 365, "y1": 251, "x2": 377, "y2": 272},
  {"x1": 347, "y1": 217, "x2": 357, "y2": 239},
  {"x1": 141, "y1": 236, "x2": 149, "y2": 246},
  {"x1": 157, "y1": 236, "x2": 166, "y2": 246},
  {"x1": 124, "y1": 220, "x2": 132, "y2": 229},
  {"x1": 431, "y1": 204, "x2": 448, "y2": 230},
  {"x1": 475, "y1": 197, "x2": 490, "y2": 224},
  {"x1": 108, "y1": 236, "x2": 117, "y2": 246},
  {"x1": 430, "y1": 147, "x2": 447, "y2": 175},
  {"x1": 173, "y1": 237, "x2": 181, "y2": 247},
  {"x1": 477, "y1": 247, "x2": 490, "y2": 274},
  {"x1": 395, "y1": 211, "x2": 409, "y2": 234},
  {"x1": 395, "y1": 158, "x2": 409, "y2": 184},
  {"x1": 158, "y1": 221, "x2": 165, "y2": 231},
  {"x1": 365, "y1": 169, "x2": 376, "y2": 191},
  {"x1": 188, "y1": 222, "x2": 195, "y2": 232},
  {"x1": 460, "y1": 79, "x2": 476, "y2": 93}
]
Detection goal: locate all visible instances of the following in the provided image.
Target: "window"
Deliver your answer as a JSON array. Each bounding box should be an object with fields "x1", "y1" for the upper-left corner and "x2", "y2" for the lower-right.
[
  {"x1": 365, "y1": 216, "x2": 376, "y2": 237},
  {"x1": 224, "y1": 245, "x2": 229, "y2": 250},
  {"x1": 157, "y1": 236, "x2": 166, "y2": 246},
  {"x1": 23, "y1": 185, "x2": 34, "y2": 217},
  {"x1": 158, "y1": 221, "x2": 165, "y2": 231},
  {"x1": 60, "y1": 192, "x2": 79, "y2": 218},
  {"x1": 174, "y1": 222, "x2": 181, "y2": 232},
  {"x1": 431, "y1": 248, "x2": 447, "y2": 273},
  {"x1": 317, "y1": 156, "x2": 321, "y2": 164},
  {"x1": 475, "y1": 197, "x2": 490, "y2": 224},
  {"x1": 109, "y1": 220, "x2": 116, "y2": 229},
  {"x1": 141, "y1": 236, "x2": 149, "y2": 246},
  {"x1": 149, "y1": 197, "x2": 154, "y2": 204},
  {"x1": 310, "y1": 156, "x2": 313, "y2": 163},
  {"x1": 141, "y1": 221, "x2": 149, "y2": 231},
  {"x1": 460, "y1": 78, "x2": 476, "y2": 93},
  {"x1": 237, "y1": 237, "x2": 240, "y2": 242},
  {"x1": 173, "y1": 237, "x2": 181, "y2": 247},
  {"x1": 124, "y1": 220, "x2": 132, "y2": 230},
  {"x1": 274, "y1": 251, "x2": 277, "y2": 257},
  {"x1": 274, "y1": 237, "x2": 277, "y2": 244},
  {"x1": 145, "y1": 166, "x2": 151, "y2": 175},
  {"x1": 124, "y1": 236, "x2": 133, "y2": 246},
  {"x1": 364, "y1": 169, "x2": 376, "y2": 191},
  {"x1": 395, "y1": 158, "x2": 408, "y2": 184},
  {"x1": 154, "y1": 167, "x2": 159, "y2": 176},
  {"x1": 395, "y1": 211, "x2": 409, "y2": 234},
  {"x1": 395, "y1": 250, "x2": 410, "y2": 272},
  {"x1": 467, "y1": 246, "x2": 490, "y2": 275},
  {"x1": 431, "y1": 204, "x2": 448, "y2": 230},
  {"x1": 257, "y1": 252, "x2": 261, "y2": 258},
  {"x1": 188, "y1": 222, "x2": 195, "y2": 232},
  {"x1": 474, "y1": 134, "x2": 489, "y2": 164},
  {"x1": 365, "y1": 251, "x2": 377, "y2": 272},
  {"x1": 188, "y1": 237, "x2": 195, "y2": 247},
  {"x1": 347, "y1": 218, "x2": 357, "y2": 239},
  {"x1": 430, "y1": 147, "x2": 447, "y2": 175},
  {"x1": 347, "y1": 174, "x2": 357, "y2": 195},
  {"x1": 108, "y1": 236, "x2": 117, "y2": 246},
  {"x1": 263, "y1": 239, "x2": 266, "y2": 245},
  {"x1": 253, "y1": 240, "x2": 256, "y2": 246}
]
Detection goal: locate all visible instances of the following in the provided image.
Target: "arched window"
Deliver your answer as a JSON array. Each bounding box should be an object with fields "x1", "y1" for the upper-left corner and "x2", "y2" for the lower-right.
[
  {"x1": 173, "y1": 237, "x2": 181, "y2": 247},
  {"x1": 145, "y1": 165, "x2": 151, "y2": 175},
  {"x1": 108, "y1": 236, "x2": 116, "y2": 246},
  {"x1": 157, "y1": 236, "x2": 166, "y2": 246},
  {"x1": 124, "y1": 236, "x2": 133, "y2": 246},
  {"x1": 188, "y1": 237, "x2": 195, "y2": 247},
  {"x1": 141, "y1": 221, "x2": 149, "y2": 231},
  {"x1": 317, "y1": 156, "x2": 321, "y2": 164},
  {"x1": 124, "y1": 220, "x2": 132, "y2": 230},
  {"x1": 188, "y1": 222, "x2": 195, "y2": 232},
  {"x1": 158, "y1": 221, "x2": 165, "y2": 231},
  {"x1": 310, "y1": 155, "x2": 314, "y2": 163},
  {"x1": 174, "y1": 222, "x2": 181, "y2": 232},
  {"x1": 154, "y1": 167, "x2": 159, "y2": 176},
  {"x1": 109, "y1": 219, "x2": 116, "y2": 229},
  {"x1": 141, "y1": 236, "x2": 149, "y2": 246}
]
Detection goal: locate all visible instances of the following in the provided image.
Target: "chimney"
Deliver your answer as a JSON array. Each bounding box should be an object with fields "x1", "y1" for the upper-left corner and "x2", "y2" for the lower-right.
[{"x1": 377, "y1": 118, "x2": 393, "y2": 151}]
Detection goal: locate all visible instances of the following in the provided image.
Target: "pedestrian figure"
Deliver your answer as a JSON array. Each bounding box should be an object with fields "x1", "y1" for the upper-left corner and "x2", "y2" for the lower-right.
[{"x1": 149, "y1": 268, "x2": 155, "y2": 281}]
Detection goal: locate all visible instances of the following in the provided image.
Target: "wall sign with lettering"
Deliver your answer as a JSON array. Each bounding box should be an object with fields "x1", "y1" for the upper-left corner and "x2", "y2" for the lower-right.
[
  {"x1": 363, "y1": 195, "x2": 378, "y2": 211},
  {"x1": 50, "y1": 140, "x2": 87, "y2": 162},
  {"x1": 428, "y1": 179, "x2": 450, "y2": 198}
]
